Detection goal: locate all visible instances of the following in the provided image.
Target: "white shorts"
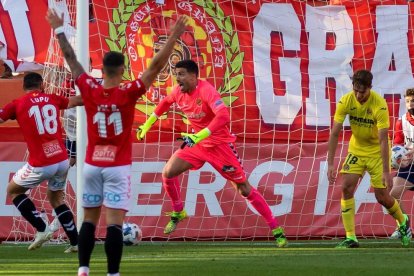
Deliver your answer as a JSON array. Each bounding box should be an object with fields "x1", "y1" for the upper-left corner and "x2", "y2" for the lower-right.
[
  {"x1": 82, "y1": 163, "x2": 131, "y2": 210},
  {"x1": 13, "y1": 160, "x2": 69, "y2": 191}
]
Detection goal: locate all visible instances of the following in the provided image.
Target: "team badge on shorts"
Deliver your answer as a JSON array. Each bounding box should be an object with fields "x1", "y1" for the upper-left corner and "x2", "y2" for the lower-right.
[{"x1": 343, "y1": 164, "x2": 350, "y2": 171}]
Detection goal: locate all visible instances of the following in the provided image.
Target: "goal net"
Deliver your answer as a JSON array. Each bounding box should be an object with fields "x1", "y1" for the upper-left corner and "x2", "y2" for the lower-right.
[{"x1": 7, "y1": 0, "x2": 414, "y2": 243}]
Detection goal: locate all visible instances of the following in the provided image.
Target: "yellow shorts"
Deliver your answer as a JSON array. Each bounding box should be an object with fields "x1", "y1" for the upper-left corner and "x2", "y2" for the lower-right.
[{"x1": 340, "y1": 152, "x2": 387, "y2": 188}]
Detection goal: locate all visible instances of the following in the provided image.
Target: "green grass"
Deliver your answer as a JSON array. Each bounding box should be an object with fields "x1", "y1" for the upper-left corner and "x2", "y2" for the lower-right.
[{"x1": 0, "y1": 240, "x2": 413, "y2": 275}]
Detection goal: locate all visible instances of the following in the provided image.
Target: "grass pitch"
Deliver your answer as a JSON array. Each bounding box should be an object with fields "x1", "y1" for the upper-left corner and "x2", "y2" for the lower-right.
[{"x1": 0, "y1": 240, "x2": 412, "y2": 275}]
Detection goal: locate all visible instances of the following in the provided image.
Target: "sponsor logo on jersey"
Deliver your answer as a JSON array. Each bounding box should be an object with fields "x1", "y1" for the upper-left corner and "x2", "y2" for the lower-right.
[
  {"x1": 92, "y1": 145, "x2": 117, "y2": 162},
  {"x1": 187, "y1": 111, "x2": 206, "y2": 119},
  {"x1": 42, "y1": 140, "x2": 63, "y2": 158},
  {"x1": 349, "y1": 115, "x2": 374, "y2": 126}
]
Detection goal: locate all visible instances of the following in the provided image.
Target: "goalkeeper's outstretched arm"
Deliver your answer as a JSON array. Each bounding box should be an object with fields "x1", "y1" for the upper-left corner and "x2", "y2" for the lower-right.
[{"x1": 46, "y1": 9, "x2": 85, "y2": 80}]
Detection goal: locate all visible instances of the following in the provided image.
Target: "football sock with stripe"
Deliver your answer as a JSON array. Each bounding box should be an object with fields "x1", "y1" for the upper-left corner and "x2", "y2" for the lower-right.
[
  {"x1": 105, "y1": 224, "x2": 123, "y2": 274},
  {"x1": 55, "y1": 204, "x2": 78, "y2": 246},
  {"x1": 163, "y1": 176, "x2": 183, "y2": 212},
  {"x1": 12, "y1": 194, "x2": 46, "y2": 232},
  {"x1": 387, "y1": 199, "x2": 405, "y2": 225},
  {"x1": 341, "y1": 198, "x2": 356, "y2": 240},
  {"x1": 78, "y1": 222, "x2": 96, "y2": 268},
  {"x1": 244, "y1": 187, "x2": 279, "y2": 229}
]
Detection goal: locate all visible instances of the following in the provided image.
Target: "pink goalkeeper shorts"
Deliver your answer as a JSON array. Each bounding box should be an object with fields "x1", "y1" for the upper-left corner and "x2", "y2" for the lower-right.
[{"x1": 175, "y1": 142, "x2": 247, "y2": 183}]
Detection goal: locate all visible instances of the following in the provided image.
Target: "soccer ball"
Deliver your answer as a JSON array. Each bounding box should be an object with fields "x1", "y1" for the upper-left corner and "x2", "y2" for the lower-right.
[
  {"x1": 391, "y1": 145, "x2": 412, "y2": 169},
  {"x1": 122, "y1": 222, "x2": 142, "y2": 246}
]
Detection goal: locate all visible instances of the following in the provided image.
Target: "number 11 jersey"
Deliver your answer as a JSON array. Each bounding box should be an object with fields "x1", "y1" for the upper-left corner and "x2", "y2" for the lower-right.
[{"x1": 75, "y1": 73, "x2": 146, "y2": 167}]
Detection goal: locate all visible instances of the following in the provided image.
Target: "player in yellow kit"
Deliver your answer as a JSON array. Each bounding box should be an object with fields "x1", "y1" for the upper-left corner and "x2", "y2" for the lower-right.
[{"x1": 327, "y1": 69, "x2": 411, "y2": 248}]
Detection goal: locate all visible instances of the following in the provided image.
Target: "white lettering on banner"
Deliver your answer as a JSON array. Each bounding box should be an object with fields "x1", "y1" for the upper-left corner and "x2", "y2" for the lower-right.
[
  {"x1": 372, "y1": 5, "x2": 414, "y2": 118},
  {"x1": 253, "y1": 3, "x2": 302, "y2": 125},
  {"x1": 0, "y1": 160, "x2": 388, "y2": 217},
  {"x1": 186, "y1": 163, "x2": 226, "y2": 216},
  {"x1": 353, "y1": 174, "x2": 381, "y2": 213},
  {"x1": 0, "y1": 162, "x2": 77, "y2": 217},
  {"x1": 2, "y1": 0, "x2": 34, "y2": 61},
  {"x1": 315, "y1": 161, "x2": 329, "y2": 215},
  {"x1": 249, "y1": 161, "x2": 294, "y2": 216},
  {"x1": 128, "y1": 162, "x2": 164, "y2": 216},
  {"x1": 0, "y1": 162, "x2": 24, "y2": 216},
  {"x1": 254, "y1": 4, "x2": 414, "y2": 126},
  {"x1": 315, "y1": 161, "x2": 387, "y2": 215},
  {"x1": 305, "y1": 5, "x2": 353, "y2": 126}
]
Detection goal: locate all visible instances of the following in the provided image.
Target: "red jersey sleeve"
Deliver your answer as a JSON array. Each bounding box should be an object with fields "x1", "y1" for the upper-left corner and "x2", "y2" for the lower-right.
[
  {"x1": 393, "y1": 118, "x2": 404, "y2": 145},
  {"x1": 75, "y1": 73, "x2": 96, "y2": 98},
  {"x1": 126, "y1": 78, "x2": 147, "y2": 100},
  {"x1": 0, "y1": 101, "x2": 17, "y2": 121}
]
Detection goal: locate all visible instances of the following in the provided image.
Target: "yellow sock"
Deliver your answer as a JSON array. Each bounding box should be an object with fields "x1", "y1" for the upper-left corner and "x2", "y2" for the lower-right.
[
  {"x1": 387, "y1": 199, "x2": 405, "y2": 225},
  {"x1": 341, "y1": 198, "x2": 356, "y2": 240}
]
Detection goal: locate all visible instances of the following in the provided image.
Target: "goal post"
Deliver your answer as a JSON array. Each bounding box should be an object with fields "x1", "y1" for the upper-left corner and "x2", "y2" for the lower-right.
[{"x1": 74, "y1": 0, "x2": 89, "y2": 230}]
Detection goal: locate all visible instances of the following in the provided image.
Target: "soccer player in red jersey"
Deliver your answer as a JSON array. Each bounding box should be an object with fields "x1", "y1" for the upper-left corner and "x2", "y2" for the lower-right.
[
  {"x1": 47, "y1": 9, "x2": 188, "y2": 276},
  {"x1": 0, "y1": 72, "x2": 82, "y2": 252},
  {"x1": 137, "y1": 60, "x2": 288, "y2": 247},
  {"x1": 389, "y1": 88, "x2": 414, "y2": 239}
]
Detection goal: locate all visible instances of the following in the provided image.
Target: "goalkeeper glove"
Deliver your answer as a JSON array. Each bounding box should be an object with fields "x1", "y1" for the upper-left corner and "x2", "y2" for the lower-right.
[
  {"x1": 180, "y1": 128, "x2": 211, "y2": 148},
  {"x1": 137, "y1": 113, "x2": 158, "y2": 140}
]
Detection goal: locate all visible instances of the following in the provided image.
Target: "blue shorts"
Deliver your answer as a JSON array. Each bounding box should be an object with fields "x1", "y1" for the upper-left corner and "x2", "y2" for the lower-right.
[
  {"x1": 65, "y1": 139, "x2": 77, "y2": 158},
  {"x1": 396, "y1": 164, "x2": 414, "y2": 191}
]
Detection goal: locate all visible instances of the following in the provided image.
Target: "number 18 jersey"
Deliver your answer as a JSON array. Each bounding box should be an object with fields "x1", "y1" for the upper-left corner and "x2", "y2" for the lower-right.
[
  {"x1": 0, "y1": 91, "x2": 69, "y2": 167},
  {"x1": 75, "y1": 73, "x2": 146, "y2": 167}
]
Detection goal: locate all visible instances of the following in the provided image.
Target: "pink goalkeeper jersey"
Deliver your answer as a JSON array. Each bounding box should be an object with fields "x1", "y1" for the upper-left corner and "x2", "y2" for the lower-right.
[
  {"x1": 155, "y1": 79, "x2": 236, "y2": 146},
  {"x1": 0, "y1": 91, "x2": 69, "y2": 167},
  {"x1": 75, "y1": 73, "x2": 146, "y2": 166}
]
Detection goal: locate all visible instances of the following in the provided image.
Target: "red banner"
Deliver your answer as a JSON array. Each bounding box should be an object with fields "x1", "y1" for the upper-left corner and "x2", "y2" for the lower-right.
[
  {"x1": 1, "y1": 1, "x2": 414, "y2": 240},
  {"x1": 1, "y1": 1, "x2": 413, "y2": 141},
  {"x1": 0, "y1": 142, "x2": 406, "y2": 240}
]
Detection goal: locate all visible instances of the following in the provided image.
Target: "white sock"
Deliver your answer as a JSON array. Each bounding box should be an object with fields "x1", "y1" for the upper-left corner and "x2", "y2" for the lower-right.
[
  {"x1": 107, "y1": 273, "x2": 120, "y2": 276},
  {"x1": 78, "y1": 266, "x2": 89, "y2": 276}
]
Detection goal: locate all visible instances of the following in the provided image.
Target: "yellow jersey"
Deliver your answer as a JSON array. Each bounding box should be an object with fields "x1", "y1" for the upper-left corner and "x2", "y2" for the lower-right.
[{"x1": 334, "y1": 90, "x2": 389, "y2": 157}]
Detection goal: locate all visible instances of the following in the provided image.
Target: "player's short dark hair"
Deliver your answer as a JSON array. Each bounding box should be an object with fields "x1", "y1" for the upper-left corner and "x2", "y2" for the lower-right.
[
  {"x1": 23, "y1": 72, "x2": 43, "y2": 90},
  {"x1": 176, "y1": 60, "x2": 199, "y2": 76},
  {"x1": 352, "y1": 69, "x2": 373, "y2": 88},
  {"x1": 103, "y1": 51, "x2": 124, "y2": 77},
  {"x1": 405, "y1": 88, "x2": 414, "y2": 97}
]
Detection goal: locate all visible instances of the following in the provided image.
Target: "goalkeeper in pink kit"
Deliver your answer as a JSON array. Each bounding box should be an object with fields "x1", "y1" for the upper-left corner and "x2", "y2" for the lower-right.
[{"x1": 137, "y1": 60, "x2": 287, "y2": 247}]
